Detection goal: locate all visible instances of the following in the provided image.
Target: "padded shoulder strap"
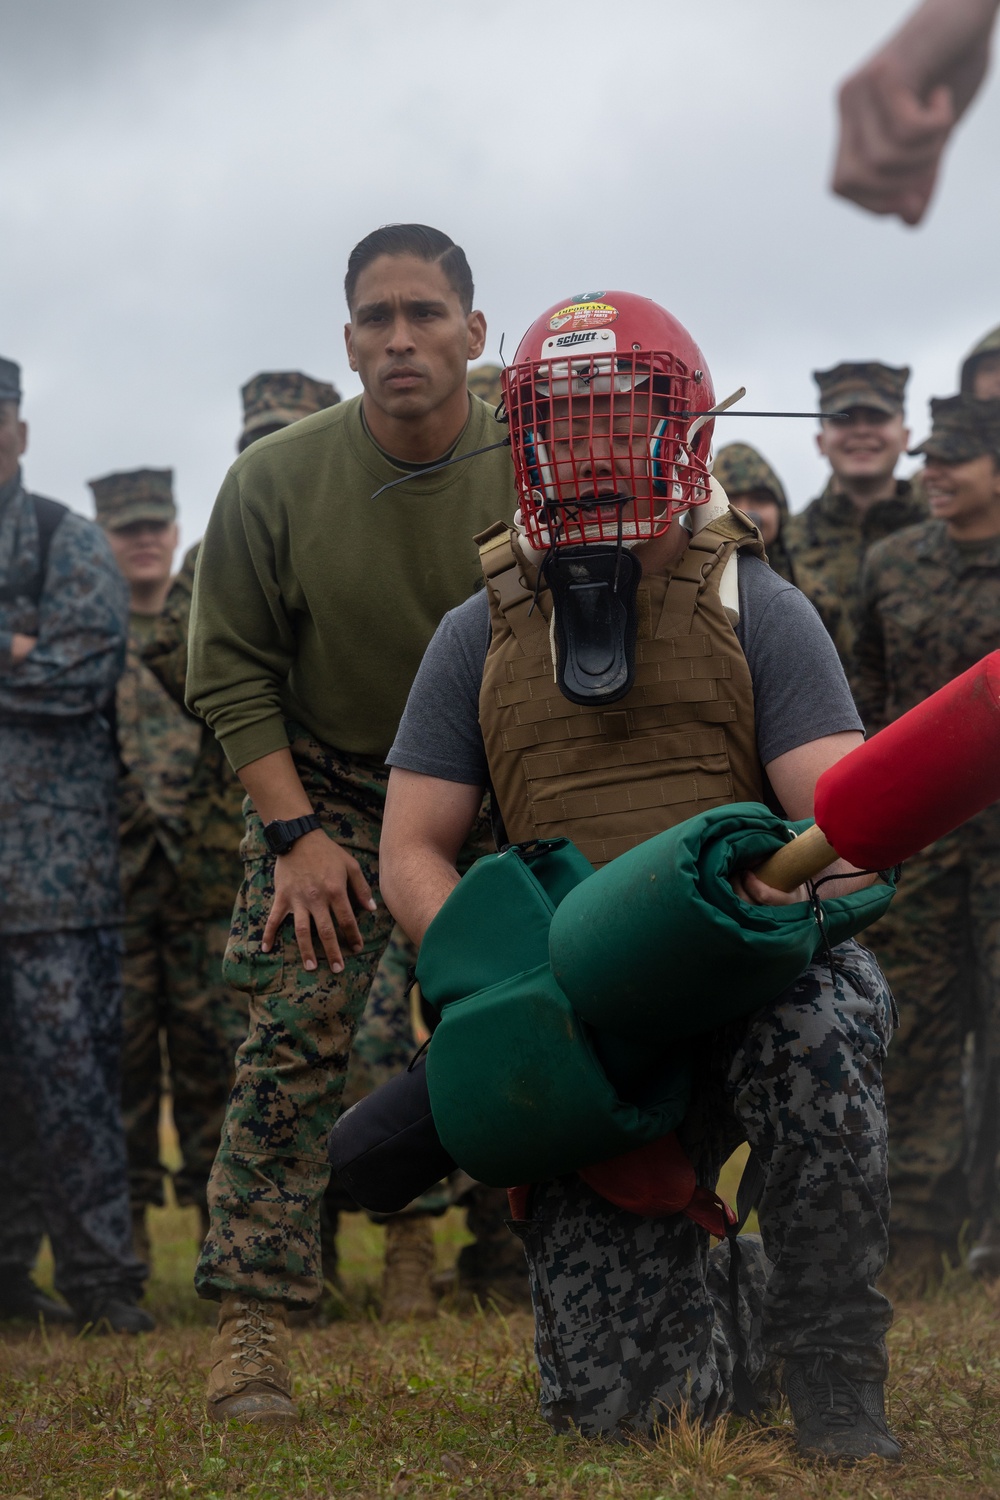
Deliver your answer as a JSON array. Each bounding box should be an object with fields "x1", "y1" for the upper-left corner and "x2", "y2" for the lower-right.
[
  {"x1": 478, "y1": 523, "x2": 551, "y2": 656},
  {"x1": 702, "y1": 505, "x2": 768, "y2": 558},
  {"x1": 474, "y1": 520, "x2": 512, "y2": 553},
  {"x1": 655, "y1": 506, "x2": 765, "y2": 632}
]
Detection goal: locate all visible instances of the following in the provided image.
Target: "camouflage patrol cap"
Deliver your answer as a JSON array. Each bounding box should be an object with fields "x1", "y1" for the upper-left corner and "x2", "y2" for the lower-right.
[
  {"x1": 89, "y1": 468, "x2": 176, "y2": 530},
  {"x1": 909, "y1": 395, "x2": 1000, "y2": 463},
  {"x1": 240, "y1": 370, "x2": 341, "y2": 447},
  {"x1": 467, "y1": 363, "x2": 503, "y2": 408},
  {"x1": 0, "y1": 357, "x2": 21, "y2": 404},
  {"x1": 960, "y1": 325, "x2": 1000, "y2": 394},
  {"x1": 712, "y1": 442, "x2": 788, "y2": 515},
  {"x1": 813, "y1": 361, "x2": 909, "y2": 416}
]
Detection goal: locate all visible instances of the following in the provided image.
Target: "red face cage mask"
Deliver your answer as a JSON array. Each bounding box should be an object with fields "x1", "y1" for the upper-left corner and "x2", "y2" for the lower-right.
[{"x1": 502, "y1": 293, "x2": 717, "y2": 553}]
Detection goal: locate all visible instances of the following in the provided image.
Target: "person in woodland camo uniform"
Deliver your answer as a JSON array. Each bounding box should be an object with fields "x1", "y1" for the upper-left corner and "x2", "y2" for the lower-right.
[
  {"x1": 0, "y1": 357, "x2": 151, "y2": 1333},
  {"x1": 712, "y1": 442, "x2": 795, "y2": 583},
  {"x1": 856, "y1": 394, "x2": 1000, "y2": 1289},
  {"x1": 144, "y1": 373, "x2": 489, "y2": 1318},
  {"x1": 92, "y1": 468, "x2": 252, "y2": 1266},
  {"x1": 145, "y1": 372, "x2": 494, "y2": 1317},
  {"x1": 186, "y1": 226, "x2": 515, "y2": 1425},
  {"x1": 141, "y1": 371, "x2": 342, "y2": 1276},
  {"x1": 783, "y1": 362, "x2": 926, "y2": 695}
]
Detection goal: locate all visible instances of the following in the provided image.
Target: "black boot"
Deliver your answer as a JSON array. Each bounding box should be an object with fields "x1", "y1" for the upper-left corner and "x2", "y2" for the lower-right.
[
  {"x1": 74, "y1": 1291, "x2": 155, "y2": 1335},
  {"x1": 437, "y1": 1186, "x2": 531, "y2": 1308},
  {"x1": 0, "y1": 1273, "x2": 74, "y2": 1326},
  {"x1": 784, "y1": 1355, "x2": 901, "y2": 1464}
]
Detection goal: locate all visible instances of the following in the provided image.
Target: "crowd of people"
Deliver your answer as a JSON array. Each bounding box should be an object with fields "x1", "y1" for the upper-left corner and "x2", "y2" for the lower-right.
[{"x1": 1, "y1": 221, "x2": 998, "y2": 1468}]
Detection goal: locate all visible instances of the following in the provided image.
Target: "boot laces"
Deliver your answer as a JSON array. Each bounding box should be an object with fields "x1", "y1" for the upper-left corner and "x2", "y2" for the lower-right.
[
  {"x1": 803, "y1": 1354, "x2": 890, "y2": 1437},
  {"x1": 228, "y1": 1297, "x2": 278, "y2": 1388}
]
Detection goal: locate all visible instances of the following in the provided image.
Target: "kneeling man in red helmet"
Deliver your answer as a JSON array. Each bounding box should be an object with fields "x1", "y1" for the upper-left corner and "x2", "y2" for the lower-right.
[{"x1": 379, "y1": 292, "x2": 900, "y2": 1464}]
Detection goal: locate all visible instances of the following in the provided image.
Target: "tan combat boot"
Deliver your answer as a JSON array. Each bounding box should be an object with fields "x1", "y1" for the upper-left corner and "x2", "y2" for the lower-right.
[
  {"x1": 206, "y1": 1293, "x2": 298, "y2": 1425},
  {"x1": 380, "y1": 1216, "x2": 437, "y2": 1322}
]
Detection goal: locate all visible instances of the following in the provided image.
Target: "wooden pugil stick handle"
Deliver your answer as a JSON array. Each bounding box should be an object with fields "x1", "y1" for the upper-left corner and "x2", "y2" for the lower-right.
[{"x1": 753, "y1": 823, "x2": 840, "y2": 893}]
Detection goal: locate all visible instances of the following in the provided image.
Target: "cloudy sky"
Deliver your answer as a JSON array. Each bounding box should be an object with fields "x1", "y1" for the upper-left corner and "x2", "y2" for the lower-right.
[{"x1": 3, "y1": 0, "x2": 999, "y2": 549}]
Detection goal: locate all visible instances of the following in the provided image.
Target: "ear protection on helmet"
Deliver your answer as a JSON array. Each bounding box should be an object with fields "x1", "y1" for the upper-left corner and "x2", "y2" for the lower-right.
[
  {"x1": 650, "y1": 418, "x2": 669, "y2": 496},
  {"x1": 523, "y1": 429, "x2": 542, "y2": 491}
]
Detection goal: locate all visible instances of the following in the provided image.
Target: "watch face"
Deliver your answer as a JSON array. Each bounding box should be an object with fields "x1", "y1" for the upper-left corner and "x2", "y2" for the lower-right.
[
  {"x1": 264, "y1": 814, "x2": 319, "y2": 856},
  {"x1": 264, "y1": 822, "x2": 292, "y2": 856}
]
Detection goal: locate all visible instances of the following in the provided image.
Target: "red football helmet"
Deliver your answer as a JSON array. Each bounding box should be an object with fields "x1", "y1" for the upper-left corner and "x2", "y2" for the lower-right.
[{"x1": 502, "y1": 292, "x2": 716, "y2": 551}]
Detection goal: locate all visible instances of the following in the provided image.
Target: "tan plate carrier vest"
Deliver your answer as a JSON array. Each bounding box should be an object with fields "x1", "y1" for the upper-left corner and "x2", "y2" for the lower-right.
[{"x1": 477, "y1": 510, "x2": 767, "y2": 869}]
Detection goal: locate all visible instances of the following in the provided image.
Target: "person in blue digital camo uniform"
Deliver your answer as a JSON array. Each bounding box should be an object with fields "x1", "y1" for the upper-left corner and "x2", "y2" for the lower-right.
[{"x1": 0, "y1": 355, "x2": 152, "y2": 1333}]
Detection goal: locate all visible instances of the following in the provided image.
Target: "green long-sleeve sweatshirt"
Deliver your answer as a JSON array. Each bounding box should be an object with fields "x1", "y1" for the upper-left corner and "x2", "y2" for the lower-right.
[{"x1": 187, "y1": 394, "x2": 514, "y2": 771}]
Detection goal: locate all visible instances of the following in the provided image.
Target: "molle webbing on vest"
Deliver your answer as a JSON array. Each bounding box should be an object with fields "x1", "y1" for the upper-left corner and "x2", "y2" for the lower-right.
[{"x1": 478, "y1": 514, "x2": 765, "y2": 867}]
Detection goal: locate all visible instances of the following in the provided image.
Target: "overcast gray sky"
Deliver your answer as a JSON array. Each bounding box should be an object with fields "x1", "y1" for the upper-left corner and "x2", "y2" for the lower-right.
[{"x1": 3, "y1": 0, "x2": 999, "y2": 549}]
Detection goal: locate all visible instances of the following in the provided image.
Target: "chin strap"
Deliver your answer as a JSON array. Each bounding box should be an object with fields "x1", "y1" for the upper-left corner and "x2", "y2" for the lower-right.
[{"x1": 545, "y1": 545, "x2": 642, "y2": 705}]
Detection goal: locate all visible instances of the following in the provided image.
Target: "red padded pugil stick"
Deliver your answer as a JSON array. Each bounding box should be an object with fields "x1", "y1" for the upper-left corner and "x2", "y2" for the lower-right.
[{"x1": 757, "y1": 652, "x2": 1000, "y2": 890}]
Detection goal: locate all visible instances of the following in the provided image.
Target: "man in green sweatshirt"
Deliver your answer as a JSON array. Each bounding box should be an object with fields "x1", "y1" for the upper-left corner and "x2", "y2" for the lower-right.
[{"x1": 186, "y1": 224, "x2": 514, "y2": 1424}]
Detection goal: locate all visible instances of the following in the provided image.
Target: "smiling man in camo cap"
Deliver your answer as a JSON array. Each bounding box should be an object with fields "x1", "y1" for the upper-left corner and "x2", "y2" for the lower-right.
[{"x1": 783, "y1": 361, "x2": 926, "y2": 692}]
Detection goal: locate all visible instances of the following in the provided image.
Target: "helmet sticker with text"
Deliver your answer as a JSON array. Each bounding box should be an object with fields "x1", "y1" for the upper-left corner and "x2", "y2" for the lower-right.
[{"x1": 548, "y1": 302, "x2": 619, "y2": 333}]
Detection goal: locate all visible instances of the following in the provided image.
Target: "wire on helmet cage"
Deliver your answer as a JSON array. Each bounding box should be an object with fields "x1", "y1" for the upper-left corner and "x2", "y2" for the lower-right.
[{"x1": 502, "y1": 349, "x2": 714, "y2": 552}]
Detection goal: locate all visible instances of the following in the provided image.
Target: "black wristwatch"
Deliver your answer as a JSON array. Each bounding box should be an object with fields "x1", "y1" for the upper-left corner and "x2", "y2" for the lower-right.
[{"x1": 263, "y1": 812, "x2": 322, "y2": 857}]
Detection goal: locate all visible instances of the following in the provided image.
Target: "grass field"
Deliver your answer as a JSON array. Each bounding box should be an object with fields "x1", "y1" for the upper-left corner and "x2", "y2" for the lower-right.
[{"x1": 3, "y1": 1147, "x2": 1000, "y2": 1499}]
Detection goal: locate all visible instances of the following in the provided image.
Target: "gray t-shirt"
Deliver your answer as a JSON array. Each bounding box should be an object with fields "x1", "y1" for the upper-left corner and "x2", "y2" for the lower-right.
[{"x1": 387, "y1": 555, "x2": 861, "y2": 793}]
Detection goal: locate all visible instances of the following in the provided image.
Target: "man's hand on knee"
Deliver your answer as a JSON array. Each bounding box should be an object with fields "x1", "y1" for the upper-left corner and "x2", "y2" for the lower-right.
[{"x1": 262, "y1": 830, "x2": 376, "y2": 974}]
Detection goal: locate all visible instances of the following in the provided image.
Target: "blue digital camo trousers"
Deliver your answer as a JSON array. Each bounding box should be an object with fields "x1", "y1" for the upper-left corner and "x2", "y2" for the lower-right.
[
  {"x1": 513, "y1": 941, "x2": 894, "y2": 1440},
  {"x1": 0, "y1": 929, "x2": 144, "y2": 1304}
]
